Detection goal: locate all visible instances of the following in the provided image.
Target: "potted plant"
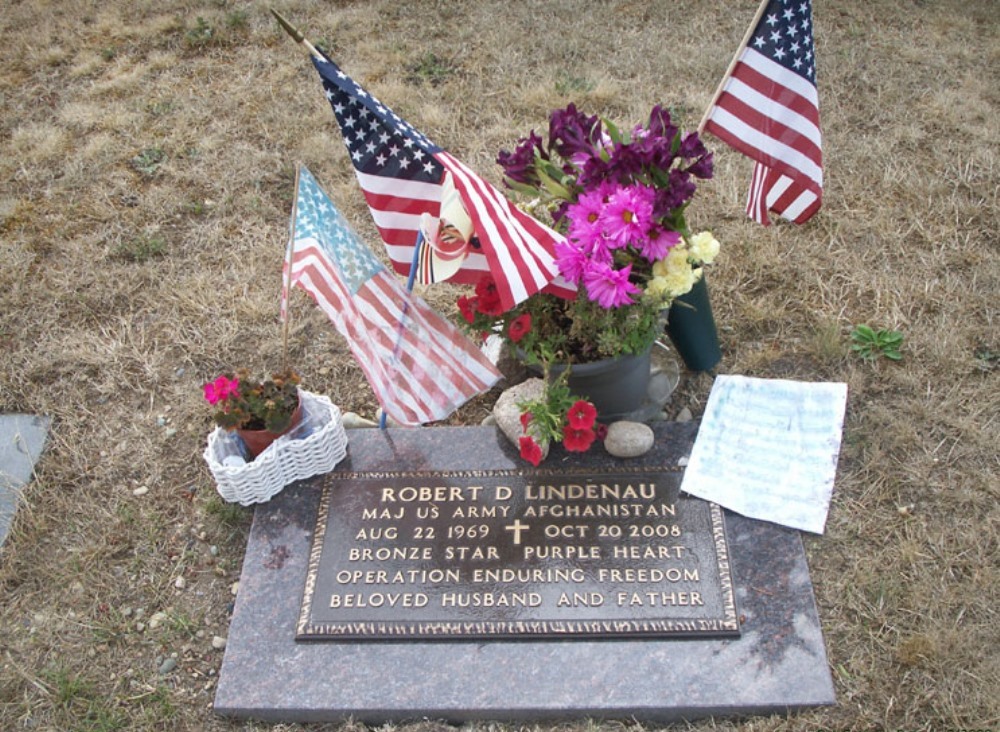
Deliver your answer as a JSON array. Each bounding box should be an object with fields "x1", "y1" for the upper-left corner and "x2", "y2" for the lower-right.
[
  {"x1": 459, "y1": 103, "x2": 720, "y2": 461},
  {"x1": 203, "y1": 368, "x2": 303, "y2": 458}
]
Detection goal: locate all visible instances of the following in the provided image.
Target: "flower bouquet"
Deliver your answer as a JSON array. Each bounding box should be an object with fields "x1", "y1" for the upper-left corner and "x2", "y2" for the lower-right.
[
  {"x1": 203, "y1": 368, "x2": 303, "y2": 457},
  {"x1": 460, "y1": 103, "x2": 719, "y2": 461}
]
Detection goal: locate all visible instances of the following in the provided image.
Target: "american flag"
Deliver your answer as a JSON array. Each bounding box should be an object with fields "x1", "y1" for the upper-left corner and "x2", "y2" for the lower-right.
[
  {"x1": 283, "y1": 166, "x2": 501, "y2": 426},
  {"x1": 310, "y1": 53, "x2": 568, "y2": 310},
  {"x1": 702, "y1": 0, "x2": 822, "y2": 225}
]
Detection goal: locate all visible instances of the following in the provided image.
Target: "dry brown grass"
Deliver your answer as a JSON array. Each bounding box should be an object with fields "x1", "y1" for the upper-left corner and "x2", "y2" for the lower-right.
[{"x1": 0, "y1": 1, "x2": 997, "y2": 730}]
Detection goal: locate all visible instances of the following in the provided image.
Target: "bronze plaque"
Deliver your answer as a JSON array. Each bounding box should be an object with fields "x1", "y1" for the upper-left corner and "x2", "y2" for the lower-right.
[{"x1": 297, "y1": 466, "x2": 738, "y2": 640}]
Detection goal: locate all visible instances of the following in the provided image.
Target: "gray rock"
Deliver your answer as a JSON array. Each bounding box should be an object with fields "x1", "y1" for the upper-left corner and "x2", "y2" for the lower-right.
[
  {"x1": 492, "y1": 379, "x2": 550, "y2": 462},
  {"x1": 341, "y1": 412, "x2": 378, "y2": 429},
  {"x1": 158, "y1": 658, "x2": 177, "y2": 675},
  {"x1": 211, "y1": 635, "x2": 227, "y2": 650},
  {"x1": 675, "y1": 407, "x2": 693, "y2": 423},
  {"x1": 604, "y1": 421, "x2": 655, "y2": 458}
]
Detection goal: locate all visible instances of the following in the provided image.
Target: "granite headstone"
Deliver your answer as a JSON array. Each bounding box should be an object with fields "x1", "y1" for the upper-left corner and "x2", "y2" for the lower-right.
[{"x1": 214, "y1": 422, "x2": 835, "y2": 722}]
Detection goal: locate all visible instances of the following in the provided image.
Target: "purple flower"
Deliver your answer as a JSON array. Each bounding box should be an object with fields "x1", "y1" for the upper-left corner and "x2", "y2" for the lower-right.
[
  {"x1": 678, "y1": 131, "x2": 707, "y2": 160},
  {"x1": 600, "y1": 185, "x2": 655, "y2": 249},
  {"x1": 647, "y1": 104, "x2": 678, "y2": 143},
  {"x1": 686, "y1": 151, "x2": 714, "y2": 180},
  {"x1": 654, "y1": 170, "x2": 697, "y2": 216},
  {"x1": 497, "y1": 131, "x2": 545, "y2": 186},
  {"x1": 583, "y1": 262, "x2": 641, "y2": 308},
  {"x1": 548, "y1": 103, "x2": 602, "y2": 160}
]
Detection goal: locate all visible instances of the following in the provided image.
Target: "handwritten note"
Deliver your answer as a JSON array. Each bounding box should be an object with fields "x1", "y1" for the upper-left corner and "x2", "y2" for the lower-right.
[{"x1": 679, "y1": 375, "x2": 848, "y2": 534}]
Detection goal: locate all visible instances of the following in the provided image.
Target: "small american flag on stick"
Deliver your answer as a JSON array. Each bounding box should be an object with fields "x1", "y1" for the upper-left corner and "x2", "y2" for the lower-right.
[
  {"x1": 310, "y1": 52, "x2": 567, "y2": 310},
  {"x1": 282, "y1": 166, "x2": 501, "y2": 426},
  {"x1": 700, "y1": 0, "x2": 822, "y2": 225}
]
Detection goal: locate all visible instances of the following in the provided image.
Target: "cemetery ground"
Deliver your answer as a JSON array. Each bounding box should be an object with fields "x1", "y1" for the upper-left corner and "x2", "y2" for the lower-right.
[{"x1": 0, "y1": 1, "x2": 996, "y2": 730}]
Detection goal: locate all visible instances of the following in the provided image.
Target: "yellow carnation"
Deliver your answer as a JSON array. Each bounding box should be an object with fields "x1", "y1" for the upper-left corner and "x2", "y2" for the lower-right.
[
  {"x1": 664, "y1": 264, "x2": 698, "y2": 297},
  {"x1": 689, "y1": 231, "x2": 720, "y2": 265}
]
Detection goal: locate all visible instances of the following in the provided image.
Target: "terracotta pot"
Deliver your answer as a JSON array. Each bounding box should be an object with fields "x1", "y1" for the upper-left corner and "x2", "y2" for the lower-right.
[{"x1": 235, "y1": 399, "x2": 303, "y2": 459}]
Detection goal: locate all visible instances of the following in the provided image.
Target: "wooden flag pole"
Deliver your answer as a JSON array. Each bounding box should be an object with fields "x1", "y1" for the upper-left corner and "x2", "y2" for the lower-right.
[
  {"x1": 281, "y1": 164, "x2": 303, "y2": 372},
  {"x1": 270, "y1": 8, "x2": 324, "y2": 59},
  {"x1": 697, "y1": 0, "x2": 771, "y2": 135}
]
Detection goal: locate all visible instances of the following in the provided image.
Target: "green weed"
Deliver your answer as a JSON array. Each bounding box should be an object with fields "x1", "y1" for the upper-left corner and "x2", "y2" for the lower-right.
[
  {"x1": 130, "y1": 147, "x2": 165, "y2": 176},
  {"x1": 851, "y1": 324, "x2": 904, "y2": 361},
  {"x1": 113, "y1": 234, "x2": 166, "y2": 263},
  {"x1": 184, "y1": 17, "x2": 213, "y2": 47}
]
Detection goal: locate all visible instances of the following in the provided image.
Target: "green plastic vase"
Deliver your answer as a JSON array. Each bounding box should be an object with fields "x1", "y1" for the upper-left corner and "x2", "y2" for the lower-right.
[{"x1": 665, "y1": 275, "x2": 722, "y2": 372}]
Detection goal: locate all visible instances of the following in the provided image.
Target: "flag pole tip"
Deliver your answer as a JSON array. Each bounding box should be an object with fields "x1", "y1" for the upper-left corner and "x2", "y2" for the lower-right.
[{"x1": 270, "y1": 8, "x2": 304, "y2": 44}]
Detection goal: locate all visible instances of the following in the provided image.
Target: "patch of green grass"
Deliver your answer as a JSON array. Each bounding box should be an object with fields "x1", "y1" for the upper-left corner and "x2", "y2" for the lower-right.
[
  {"x1": 406, "y1": 52, "x2": 454, "y2": 86},
  {"x1": 851, "y1": 324, "x2": 904, "y2": 361},
  {"x1": 146, "y1": 100, "x2": 174, "y2": 117},
  {"x1": 555, "y1": 72, "x2": 596, "y2": 95},
  {"x1": 46, "y1": 665, "x2": 93, "y2": 707},
  {"x1": 225, "y1": 9, "x2": 249, "y2": 31},
  {"x1": 203, "y1": 493, "x2": 251, "y2": 529},
  {"x1": 100, "y1": 47, "x2": 117, "y2": 62},
  {"x1": 184, "y1": 16, "x2": 214, "y2": 47},
  {"x1": 130, "y1": 147, "x2": 165, "y2": 176},
  {"x1": 113, "y1": 234, "x2": 166, "y2": 263}
]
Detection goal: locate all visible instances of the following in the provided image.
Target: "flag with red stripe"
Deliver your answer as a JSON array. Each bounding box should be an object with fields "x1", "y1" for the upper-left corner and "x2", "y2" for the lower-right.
[
  {"x1": 702, "y1": 0, "x2": 822, "y2": 225},
  {"x1": 309, "y1": 52, "x2": 569, "y2": 309},
  {"x1": 285, "y1": 166, "x2": 501, "y2": 426}
]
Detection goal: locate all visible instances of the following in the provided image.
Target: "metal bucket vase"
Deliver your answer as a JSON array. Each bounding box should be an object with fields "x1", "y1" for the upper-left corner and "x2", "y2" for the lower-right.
[
  {"x1": 548, "y1": 347, "x2": 652, "y2": 422},
  {"x1": 665, "y1": 275, "x2": 722, "y2": 372}
]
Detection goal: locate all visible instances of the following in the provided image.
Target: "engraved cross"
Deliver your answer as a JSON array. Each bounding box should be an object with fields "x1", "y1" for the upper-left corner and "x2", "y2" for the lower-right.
[{"x1": 504, "y1": 519, "x2": 530, "y2": 545}]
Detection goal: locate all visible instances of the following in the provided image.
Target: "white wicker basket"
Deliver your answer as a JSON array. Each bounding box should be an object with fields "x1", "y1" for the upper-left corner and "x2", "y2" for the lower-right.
[{"x1": 203, "y1": 390, "x2": 348, "y2": 505}]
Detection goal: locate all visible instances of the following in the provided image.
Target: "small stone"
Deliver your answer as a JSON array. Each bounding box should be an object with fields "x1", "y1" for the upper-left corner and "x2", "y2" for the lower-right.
[
  {"x1": 121, "y1": 607, "x2": 133, "y2": 618},
  {"x1": 132, "y1": 486, "x2": 149, "y2": 497},
  {"x1": 677, "y1": 456, "x2": 690, "y2": 467},
  {"x1": 230, "y1": 581, "x2": 240, "y2": 596},
  {"x1": 196, "y1": 629, "x2": 206, "y2": 639},
  {"x1": 604, "y1": 421, "x2": 655, "y2": 458},
  {"x1": 148, "y1": 611, "x2": 167, "y2": 630},
  {"x1": 135, "y1": 622, "x2": 145, "y2": 632},
  {"x1": 211, "y1": 635, "x2": 227, "y2": 650},
  {"x1": 675, "y1": 407, "x2": 693, "y2": 423},
  {"x1": 158, "y1": 658, "x2": 177, "y2": 675},
  {"x1": 492, "y1": 379, "x2": 550, "y2": 462},
  {"x1": 209, "y1": 545, "x2": 219, "y2": 557},
  {"x1": 341, "y1": 411, "x2": 378, "y2": 429},
  {"x1": 174, "y1": 576, "x2": 186, "y2": 590},
  {"x1": 156, "y1": 416, "x2": 167, "y2": 427},
  {"x1": 164, "y1": 428, "x2": 177, "y2": 438}
]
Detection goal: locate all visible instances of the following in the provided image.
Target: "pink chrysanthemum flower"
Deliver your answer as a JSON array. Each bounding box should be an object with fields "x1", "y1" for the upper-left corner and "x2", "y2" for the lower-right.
[
  {"x1": 600, "y1": 185, "x2": 655, "y2": 250},
  {"x1": 583, "y1": 262, "x2": 641, "y2": 309},
  {"x1": 639, "y1": 226, "x2": 682, "y2": 262},
  {"x1": 566, "y1": 189, "x2": 605, "y2": 244},
  {"x1": 554, "y1": 240, "x2": 591, "y2": 284}
]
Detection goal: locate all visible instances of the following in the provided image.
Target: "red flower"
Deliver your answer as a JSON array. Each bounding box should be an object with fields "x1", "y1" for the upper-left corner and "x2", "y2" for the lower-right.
[
  {"x1": 474, "y1": 275, "x2": 503, "y2": 316},
  {"x1": 566, "y1": 399, "x2": 597, "y2": 430},
  {"x1": 519, "y1": 411, "x2": 532, "y2": 433},
  {"x1": 507, "y1": 313, "x2": 532, "y2": 343},
  {"x1": 457, "y1": 295, "x2": 477, "y2": 324},
  {"x1": 562, "y1": 427, "x2": 596, "y2": 453},
  {"x1": 519, "y1": 436, "x2": 544, "y2": 466},
  {"x1": 595, "y1": 422, "x2": 609, "y2": 441}
]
